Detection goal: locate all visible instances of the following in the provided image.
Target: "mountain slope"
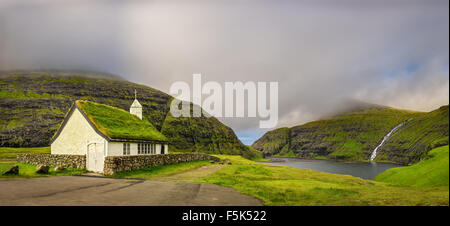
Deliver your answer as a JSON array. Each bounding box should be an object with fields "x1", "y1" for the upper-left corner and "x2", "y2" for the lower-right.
[
  {"x1": 375, "y1": 145, "x2": 449, "y2": 187},
  {"x1": 375, "y1": 105, "x2": 449, "y2": 163},
  {"x1": 252, "y1": 105, "x2": 449, "y2": 164},
  {"x1": 0, "y1": 71, "x2": 255, "y2": 158},
  {"x1": 251, "y1": 127, "x2": 291, "y2": 157}
]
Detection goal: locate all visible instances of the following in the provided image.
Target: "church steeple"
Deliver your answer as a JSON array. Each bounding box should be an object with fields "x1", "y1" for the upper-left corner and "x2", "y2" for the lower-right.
[{"x1": 130, "y1": 89, "x2": 143, "y2": 120}]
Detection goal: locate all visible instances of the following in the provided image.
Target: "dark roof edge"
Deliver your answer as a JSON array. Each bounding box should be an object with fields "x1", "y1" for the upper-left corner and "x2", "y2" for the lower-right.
[
  {"x1": 109, "y1": 138, "x2": 169, "y2": 144},
  {"x1": 49, "y1": 103, "x2": 76, "y2": 145}
]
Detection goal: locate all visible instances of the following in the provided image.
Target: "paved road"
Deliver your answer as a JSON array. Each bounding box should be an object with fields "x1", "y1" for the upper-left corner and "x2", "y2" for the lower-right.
[{"x1": 0, "y1": 175, "x2": 263, "y2": 206}]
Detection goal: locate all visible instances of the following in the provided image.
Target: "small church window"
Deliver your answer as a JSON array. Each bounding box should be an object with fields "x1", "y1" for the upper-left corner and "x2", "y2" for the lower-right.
[
  {"x1": 138, "y1": 143, "x2": 141, "y2": 154},
  {"x1": 123, "y1": 143, "x2": 130, "y2": 155}
]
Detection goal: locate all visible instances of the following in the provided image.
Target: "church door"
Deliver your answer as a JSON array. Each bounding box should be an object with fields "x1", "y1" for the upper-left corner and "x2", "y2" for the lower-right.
[
  {"x1": 87, "y1": 142, "x2": 104, "y2": 173},
  {"x1": 161, "y1": 145, "x2": 165, "y2": 154}
]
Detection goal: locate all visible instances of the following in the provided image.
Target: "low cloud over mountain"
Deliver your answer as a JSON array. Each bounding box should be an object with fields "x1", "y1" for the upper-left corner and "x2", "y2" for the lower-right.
[{"x1": 1, "y1": 0, "x2": 448, "y2": 144}]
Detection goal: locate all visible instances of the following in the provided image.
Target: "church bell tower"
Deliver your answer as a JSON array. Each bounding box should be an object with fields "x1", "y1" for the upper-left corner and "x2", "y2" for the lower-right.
[{"x1": 130, "y1": 89, "x2": 143, "y2": 120}]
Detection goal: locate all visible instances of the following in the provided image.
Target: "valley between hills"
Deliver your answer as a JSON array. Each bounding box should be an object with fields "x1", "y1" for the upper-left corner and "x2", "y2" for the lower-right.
[
  {"x1": 252, "y1": 104, "x2": 448, "y2": 165},
  {"x1": 0, "y1": 71, "x2": 448, "y2": 206}
]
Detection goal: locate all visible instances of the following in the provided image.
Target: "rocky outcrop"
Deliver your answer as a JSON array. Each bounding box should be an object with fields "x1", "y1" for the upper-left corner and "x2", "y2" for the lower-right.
[
  {"x1": 219, "y1": 159, "x2": 232, "y2": 165},
  {"x1": 53, "y1": 166, "x2": 65, "y2": 172},
  {"x1": 36, "y1": 165, "x2": 50, "y2": 174},
  {"x1": 2, "y1": 165, "x2": 19, "y2": 175}
]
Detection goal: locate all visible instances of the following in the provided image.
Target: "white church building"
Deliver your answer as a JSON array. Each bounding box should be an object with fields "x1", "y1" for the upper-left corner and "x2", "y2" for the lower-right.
[{"x1": 50, "y1": 92, "x2": 169, "y2": 173}]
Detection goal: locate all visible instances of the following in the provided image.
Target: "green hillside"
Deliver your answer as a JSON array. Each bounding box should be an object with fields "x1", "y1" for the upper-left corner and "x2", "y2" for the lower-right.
[
  {"x1": 251, "y1": 127, "x2": 290, "y2": 156},
  {"x1": 375, "y1": 145, "x2": 449, "y2": 187},
  {"x1": 252, "y1": 105, "x2": 449, "y2": 164},
  {"x1": 161, "y1": 102, "x2": 260, "y2": 159},
  {"x1": 0, "y1": 71, "x2": 255, "y2": 158},
  {"x1": 375, "y1": 105, "x2": 449, "y2": 163}
]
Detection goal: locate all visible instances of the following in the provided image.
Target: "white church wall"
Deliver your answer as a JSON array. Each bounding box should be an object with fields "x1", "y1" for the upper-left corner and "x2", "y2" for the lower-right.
[
  {"x1": 108, "y1": 142, "x2": 167, "y2": 156},
  {"x1": 51, "y1": 108, "x2": 105, "y2": 155},
  {"x1": 108, "y1": 142, "x2": 142, "y2": 156},
  {"x1": 155, "y1": 144, "x2": 168, "y2": 154},
  {"x1": 108, "y1": 142, "x2": 127, "y2": 156},
  {"x1": 107, "y1": 142, "x2": 121, "y2": 156}
]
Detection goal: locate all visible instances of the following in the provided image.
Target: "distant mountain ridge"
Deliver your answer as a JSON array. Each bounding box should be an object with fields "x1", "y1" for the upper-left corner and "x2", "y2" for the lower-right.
[
  {"x1": 0, "y1": 72, "x2": 259, "y2": 159},
  {"x1": 252, "y1": 104, "x2": 449, "y2": 164}
]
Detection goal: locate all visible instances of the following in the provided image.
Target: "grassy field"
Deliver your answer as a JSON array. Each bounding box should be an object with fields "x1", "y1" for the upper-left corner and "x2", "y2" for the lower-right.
[
  {"x1": 111, "y1": 160, "x2": 212, "y2": 179},
  {"x1": 196, "y1": 155, "x2": 449, "y2": 206},
  {"x1": 375, "y1": 146, "x2": 449, "y2": 187},
  {"x1": 0, "y1": 146, "x2": 50, "y2": 164},
  {"x1": 0, "y1": 146, "x2": 86, "y2": 178},
  {"x1": 0, "y1": 163, "x2": 86, "y2": 178},
  {"x1": 1, "y1": 146, "x2": 448, "y2": 205}
]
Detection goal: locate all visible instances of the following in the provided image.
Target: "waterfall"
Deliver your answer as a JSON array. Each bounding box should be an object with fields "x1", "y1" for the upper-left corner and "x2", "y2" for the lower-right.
[{"x1": 369, "y1": 122, "x2": 404, "y2": 161}]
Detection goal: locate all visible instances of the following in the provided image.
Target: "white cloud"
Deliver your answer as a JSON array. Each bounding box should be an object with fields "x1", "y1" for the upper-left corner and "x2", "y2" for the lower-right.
[{"x1": 0, "y1": 0, "x2": 448, "y2": 144}]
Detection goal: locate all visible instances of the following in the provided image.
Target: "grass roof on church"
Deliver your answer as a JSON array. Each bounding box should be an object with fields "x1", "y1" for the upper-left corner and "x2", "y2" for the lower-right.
[{"x1": 76, "y1": 100, "x2": 168, "y2": 142}]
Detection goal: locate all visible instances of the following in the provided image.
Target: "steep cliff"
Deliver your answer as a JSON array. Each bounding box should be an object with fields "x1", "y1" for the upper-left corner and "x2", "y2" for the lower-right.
[{"x1": 252, "y1": 105, "x2": 449, "y2": 164}]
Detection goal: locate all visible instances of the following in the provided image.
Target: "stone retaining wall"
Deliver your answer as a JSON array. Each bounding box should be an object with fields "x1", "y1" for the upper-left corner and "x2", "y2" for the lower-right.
[
  {"x1": 103, "y1": 153, "x2": 220, "y2": 176},
  {"x1": 17, "y1": 153, "x2": 220, "y2": 175},
  {"x1": 17, "y1": 154, "x2": 86, "y2": 169}
]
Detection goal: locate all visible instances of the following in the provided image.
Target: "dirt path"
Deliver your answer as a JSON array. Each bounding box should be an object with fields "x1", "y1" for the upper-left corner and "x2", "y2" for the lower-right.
[
  {"x1": 157, "y1": 165, "x2": 224, "y2": 181},
  {"x1": 0, "y1": 175, "x2": 262, "y2": 206}
]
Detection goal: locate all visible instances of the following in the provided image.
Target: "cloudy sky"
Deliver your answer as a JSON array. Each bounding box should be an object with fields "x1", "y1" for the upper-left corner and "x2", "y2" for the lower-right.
[{"x1": 1, "y1": 0, "x2": 448, "y2": 144}]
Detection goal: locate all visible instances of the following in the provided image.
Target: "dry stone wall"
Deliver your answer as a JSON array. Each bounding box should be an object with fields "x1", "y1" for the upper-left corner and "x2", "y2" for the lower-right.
[
  {"x1": 17, "y1": 153, "x2": 220, "y2": 176},
  {"x1": 103, "y1": 153, "x2": 220, "y2": 175},
  {"x1": 17, "y1": 154, "x2": 86, "y2": 169}
]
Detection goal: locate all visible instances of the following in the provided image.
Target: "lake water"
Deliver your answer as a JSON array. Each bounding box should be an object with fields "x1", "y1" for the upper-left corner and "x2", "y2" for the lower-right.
[{"x1": 264, "y1": 158, "x2": 403, "y2": 180}]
